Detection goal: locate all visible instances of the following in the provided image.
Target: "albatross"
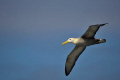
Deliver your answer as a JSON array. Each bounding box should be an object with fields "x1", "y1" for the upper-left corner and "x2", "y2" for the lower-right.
[{"x1": 62, "y1": 23, "x2": 108, "y2": 76}]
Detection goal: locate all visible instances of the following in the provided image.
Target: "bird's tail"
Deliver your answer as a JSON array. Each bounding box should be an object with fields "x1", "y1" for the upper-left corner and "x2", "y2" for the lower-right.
[
  {"x1": 95, "y1": 39, "x2": 106, "y2": 44},
  {"x1": 99, "y1": 39, "x2": 106, "y2": 43}
]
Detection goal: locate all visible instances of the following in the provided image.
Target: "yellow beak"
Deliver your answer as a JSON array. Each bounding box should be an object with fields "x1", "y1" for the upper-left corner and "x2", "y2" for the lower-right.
[{"x1": 62, "y1": 40, "x2": 69, "y2": 45}]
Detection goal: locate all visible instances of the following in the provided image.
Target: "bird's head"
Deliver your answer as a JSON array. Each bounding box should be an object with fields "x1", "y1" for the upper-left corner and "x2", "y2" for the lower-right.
[{"x1": 62, "y1": 38, "x2": 75, "y2": 45}]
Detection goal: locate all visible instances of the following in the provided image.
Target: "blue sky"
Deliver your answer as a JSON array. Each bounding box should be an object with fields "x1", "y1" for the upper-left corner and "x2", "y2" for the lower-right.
[{"x1": 0, "y1": 0, "x2": 120, "y2": 80}]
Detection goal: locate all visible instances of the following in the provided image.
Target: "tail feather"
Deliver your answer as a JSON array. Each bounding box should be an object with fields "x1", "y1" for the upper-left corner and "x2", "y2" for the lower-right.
[{"x1": 99, "y1": 39, "x2": 106, "y2": 43}]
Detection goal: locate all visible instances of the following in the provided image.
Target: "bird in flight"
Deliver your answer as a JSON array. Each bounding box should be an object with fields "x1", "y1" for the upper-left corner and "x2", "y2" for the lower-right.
[{"x1": 62, "y1": 23, "x2": 108, "y2": 76}]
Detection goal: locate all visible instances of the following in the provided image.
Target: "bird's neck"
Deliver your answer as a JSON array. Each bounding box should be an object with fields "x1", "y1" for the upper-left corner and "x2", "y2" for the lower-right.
[{"x1": 72, "y1": 38, "x2": 79, "y2": 45}]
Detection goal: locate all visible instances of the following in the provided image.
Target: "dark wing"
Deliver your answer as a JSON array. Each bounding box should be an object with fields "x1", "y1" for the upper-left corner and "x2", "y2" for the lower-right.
[
  {"x1": 81, "y1": 23, "x2": 108, "y2": 39},
  {"x1": 65, "y1": 46, "x2": 86, "y2": 76}
]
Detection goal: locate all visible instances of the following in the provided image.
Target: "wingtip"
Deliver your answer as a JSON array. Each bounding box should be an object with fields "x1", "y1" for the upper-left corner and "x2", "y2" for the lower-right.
[
  {"x1": 65, "y1": 67, "x2": 70, "y2": 76},
  {"x1": 65, "y1": 72, "x2": 70, "y2": 76},
  {"x1": 65, "y1": 73, "x2": 69, "y2": 76},
  {"x1": 104, "y1": 23, "x2": 108, "y2": 24},
  {"x1": 65, "y1": 69, "x2": 69, "y2": 76},
  {"x1": 100, "y1": 23, "x2": 108, "y2": 26},
  {"x1": 90, "y1": 23, "x2": 108, "y2": 27}
]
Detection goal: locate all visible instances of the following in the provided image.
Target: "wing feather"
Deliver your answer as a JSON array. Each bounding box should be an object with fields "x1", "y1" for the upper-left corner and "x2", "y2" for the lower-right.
[
  {"x1": 81, "y1": 23, "x2": 108, "y2": 39},
  {"x1": 65, "y1": 46, "x2": 86, "y2": 76}
]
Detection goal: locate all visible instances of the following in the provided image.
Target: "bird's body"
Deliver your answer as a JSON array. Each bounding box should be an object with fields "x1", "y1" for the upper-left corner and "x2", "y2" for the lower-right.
[
  {"x1": 73, "y1": 37, "x2": 106, "y2": 46},
  {"x1": 62, "y1": 23, "x2": 107, "y2": 76}
]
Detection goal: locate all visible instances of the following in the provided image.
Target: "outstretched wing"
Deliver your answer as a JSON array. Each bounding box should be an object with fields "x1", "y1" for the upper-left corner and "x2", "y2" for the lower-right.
[
  {"x1": 65, "y1": 46, "x2": 86, "y2": 76},
  {"x1": 81, "y1": 23, "x2": 108, "y2": 39}
]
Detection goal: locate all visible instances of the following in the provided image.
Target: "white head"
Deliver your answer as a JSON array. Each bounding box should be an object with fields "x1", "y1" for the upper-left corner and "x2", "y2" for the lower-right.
[
  {"x1": 68, "y1": 38, "x2": 74, "y2": 43},
  {"x1": 62, "y1": 38, "x2": 75, "y2": 45}
]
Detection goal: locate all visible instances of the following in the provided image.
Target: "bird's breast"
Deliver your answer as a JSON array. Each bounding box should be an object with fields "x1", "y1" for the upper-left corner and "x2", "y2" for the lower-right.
[{"x1": 75, "y1": 38, "x2": 95, "y2": 46}]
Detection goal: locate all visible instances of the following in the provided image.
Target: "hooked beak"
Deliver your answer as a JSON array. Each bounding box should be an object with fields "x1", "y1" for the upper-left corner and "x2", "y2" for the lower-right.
[{"x1": 62, "y1": 40, "x2": 69, "y2": 45}]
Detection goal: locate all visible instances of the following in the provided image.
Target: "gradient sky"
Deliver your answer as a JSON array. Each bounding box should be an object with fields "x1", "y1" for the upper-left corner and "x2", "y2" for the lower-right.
[{"x1": 0, "y1": 0, "x2": 120, "y2": 80}]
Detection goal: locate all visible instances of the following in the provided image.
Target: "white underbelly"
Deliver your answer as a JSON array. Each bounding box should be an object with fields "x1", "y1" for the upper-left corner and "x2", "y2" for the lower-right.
[{"x1": 76, "y1": 38, "x2": 95, "y2": 46}]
